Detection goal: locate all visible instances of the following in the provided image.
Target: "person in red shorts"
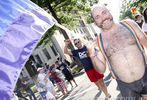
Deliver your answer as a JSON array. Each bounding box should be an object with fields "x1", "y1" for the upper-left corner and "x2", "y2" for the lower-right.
[{"x1": 64, "y1": 38, "x2": 111, "y2": 99}]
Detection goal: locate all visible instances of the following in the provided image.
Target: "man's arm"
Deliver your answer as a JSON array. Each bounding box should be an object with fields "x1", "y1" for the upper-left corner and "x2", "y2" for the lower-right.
[
  {"x1": 87, "y1": 42, "x2": 106, "y2": 74},
  {"x1": 64, "y1": 39, "x2": 73, "y2": 56},
  {"x1": 126, "y1": 19, "x2": 147, "y2": 48}
]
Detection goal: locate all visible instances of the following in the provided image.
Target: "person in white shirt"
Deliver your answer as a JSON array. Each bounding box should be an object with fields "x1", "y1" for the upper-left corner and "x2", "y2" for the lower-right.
[
  {"x1": 142, "y1": 7, "x2": 147, "y2": 35},
  {"x1": 37, "y1": 67, "x2": 56, "y2": 100}
]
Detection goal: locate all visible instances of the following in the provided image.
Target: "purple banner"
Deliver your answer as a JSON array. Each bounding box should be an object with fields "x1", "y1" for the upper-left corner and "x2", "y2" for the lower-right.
[{"x1": 0, "y1": 0, "x2": 56, "y2": 99}]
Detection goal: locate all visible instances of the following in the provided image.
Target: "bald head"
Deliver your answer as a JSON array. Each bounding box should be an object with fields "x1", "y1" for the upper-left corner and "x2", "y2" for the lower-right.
[
  {"x1": 91, "y1": 5, "x2": 107, "y2": 13},
  {"x1": 91, "y1": 5, "x2": 114, "y2": 30}
]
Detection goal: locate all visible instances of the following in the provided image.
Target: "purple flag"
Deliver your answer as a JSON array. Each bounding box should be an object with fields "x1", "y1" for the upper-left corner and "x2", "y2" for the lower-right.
[{"x1": 0, "y1": 0, "x2": 56, "y2": 99}]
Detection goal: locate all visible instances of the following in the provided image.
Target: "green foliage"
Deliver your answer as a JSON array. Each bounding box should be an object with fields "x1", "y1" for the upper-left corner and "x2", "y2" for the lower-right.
[
  {"x1": 120, "y1": 0, "x2": 147, "y2": 20},
  {"x1": 86, "y1": 15, "x2": 94, "y2": 24},
  {"x1": 120, "y1": 9, "x2": 133, "y2": 20},
  {"x1": 129, "y1": 0, "x2": 147, "y2": 15},
  {"x1": 31, "y1": 0, "x2": 99, "y2": 46},
  {"x1": 31, "y1": 0, "x2": 99, "y2": 27},
  {"x1": 120, "y1": 0, "x2": 131, "y2": 20},
  {"x1": 51, "y1": 0, "x2": 94, "y2": 28},
  {"x1": 36, "y1": 25, "x2": 57, "y2": 47}
]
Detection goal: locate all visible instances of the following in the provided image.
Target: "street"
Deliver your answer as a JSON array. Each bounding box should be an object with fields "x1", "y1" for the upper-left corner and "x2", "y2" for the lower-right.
[{"x1": 57, "y1": 68, "x2": 121, "y2": 100}]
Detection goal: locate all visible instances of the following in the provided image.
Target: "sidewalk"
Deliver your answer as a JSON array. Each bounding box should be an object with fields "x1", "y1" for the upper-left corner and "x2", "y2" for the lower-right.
[{"x1": 57, "y1": 68, "x2": 121, "y2": 100}]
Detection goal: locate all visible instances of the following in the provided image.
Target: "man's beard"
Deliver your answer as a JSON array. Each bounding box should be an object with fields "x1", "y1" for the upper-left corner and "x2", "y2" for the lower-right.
[{"x1": 97, "y1": 17, "x2": 113, "y2": 29}]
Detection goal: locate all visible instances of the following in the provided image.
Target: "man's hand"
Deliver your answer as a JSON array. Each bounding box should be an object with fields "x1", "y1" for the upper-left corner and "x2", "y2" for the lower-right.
[
  {"x1": 87, "y1": 42, "x2": 97, "y2": 57},
  {"x1": 64, "y1": 39, "x2": 71, "y2": 47},
  {"x1": 64, "y1": 39, "x2": 73, "y2": 56}
]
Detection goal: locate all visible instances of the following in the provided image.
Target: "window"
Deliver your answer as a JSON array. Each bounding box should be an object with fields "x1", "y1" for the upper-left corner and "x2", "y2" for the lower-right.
[
  {"x1": 35, "y1": 55, "x2": 42, "y2": 64},
  {"x1": 43, "y1": 48, "x2": 51, "y2": 59},
  {"x1": 51, "y1": 45, "x2": 58, "y2": 56}
]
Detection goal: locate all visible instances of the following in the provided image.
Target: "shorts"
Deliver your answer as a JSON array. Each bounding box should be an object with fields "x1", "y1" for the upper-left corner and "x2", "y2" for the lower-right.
[
  {"x1": 64, "y1": 73, "x2": 74, "y2": 82},
  {"x1": 116, "y1": 67, "x2": 147, "y2": 100},
  {"x1": 86, "y1": 69, "x2": 104, "y2": 82}
]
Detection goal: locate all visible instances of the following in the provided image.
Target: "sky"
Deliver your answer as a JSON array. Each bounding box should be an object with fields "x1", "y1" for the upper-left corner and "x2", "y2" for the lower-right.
[{"x1": 98, "y1": 0, "x2": 122, "y2": 22}]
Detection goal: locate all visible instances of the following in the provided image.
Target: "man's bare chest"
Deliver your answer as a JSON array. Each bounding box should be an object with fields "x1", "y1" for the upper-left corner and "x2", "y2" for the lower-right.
[{"x1": 102, "y1": 26, "x2": 136, "y2": 57}]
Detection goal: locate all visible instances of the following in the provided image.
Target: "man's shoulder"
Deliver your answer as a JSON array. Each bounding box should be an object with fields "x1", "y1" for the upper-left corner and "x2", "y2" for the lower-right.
[
  {"x1": 120, "y1": 19, "x2": 136, "y2": 24},
  {"x1": 120, "y1": 19, "x2": 139, "y2": 29}
]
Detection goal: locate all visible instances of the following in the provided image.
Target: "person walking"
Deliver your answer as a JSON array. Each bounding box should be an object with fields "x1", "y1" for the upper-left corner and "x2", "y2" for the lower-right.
[
  {"x1": 135, "y1": 14, "x2": 144, "y2": 28},
  {"x1": 15, "y1": 78, "x2": 28, "y2": 100},
  {"x1": 64, "y1": 38, "x2": 111, "y2": 99},
  {"x1": 55, "y1": 60, "x2": 78, "y2": 88},
  {"x1": 49, "y1": 64, "x2": 68, "y2": 96},
  {"x1": 21, "y1": 79, "x2": 37, "y2": 100},
  {"x1": 37, "y1": 67, "x2": 56, "y2": 100}
]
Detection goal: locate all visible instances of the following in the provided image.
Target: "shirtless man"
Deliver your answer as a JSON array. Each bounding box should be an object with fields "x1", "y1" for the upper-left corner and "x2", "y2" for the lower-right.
[{"x1": 90, "y1": 5, "x2": 147, "y2": 99}]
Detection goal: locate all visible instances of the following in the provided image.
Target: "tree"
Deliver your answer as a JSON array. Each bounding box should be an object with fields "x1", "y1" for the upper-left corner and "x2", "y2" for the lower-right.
[
  {"x1": 31, "y1": 0, "x2": 99, "y2": 47},
  {"x1": 120, "y1": 0, "x2": 147, "y2": 20},
  {"x1": 120, "y1": 0, "x2": 133, "y2": 20},
  {"x1": 129, "y1": 0, "x2": 147, "y2": 14}
]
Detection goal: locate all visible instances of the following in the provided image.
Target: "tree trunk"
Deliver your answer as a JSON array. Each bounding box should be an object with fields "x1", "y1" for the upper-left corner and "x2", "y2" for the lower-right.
[
  {"x1": 47, "y1": 2, "x2": 69, "y2": 39},
  {"x1": 47, "y1": 2, "x2": 74, "y2": 50}
]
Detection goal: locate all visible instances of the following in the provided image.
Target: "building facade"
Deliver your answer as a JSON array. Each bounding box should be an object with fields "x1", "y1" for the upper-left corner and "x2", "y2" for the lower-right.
[{"x1": 20, "y1": 23, "x2": 100, "y2": 83}]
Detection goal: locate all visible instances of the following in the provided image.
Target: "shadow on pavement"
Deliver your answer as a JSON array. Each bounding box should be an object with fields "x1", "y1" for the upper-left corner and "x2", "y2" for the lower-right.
[
  {"x1": 59, "y1": 86, "x2": 77, "y2": 100},
  {"x1": 116, "y1": 85, "x2": 120, "y2": 91},
  {"x1": 69, "y1": 92, "x2": 87, "y2": 100},
  {"x1": 60, "y1": 94, "x2": 69, "y2": 100},
  {"x1": 104, "y1": 73, "x2": 112, "y2": 86},
  {"x1": 92, "y1": 73, "x2": 112, "y2": 100},
  {"x1": 69, "y1": 84, "x2": 91, "y2": 96},
  {"x1": 61, "y1": 84, "x2": 91, "y2": 100},
  {"x1": 73, "y1": 71, "x2": 85, "y2": 77},
  {"x1": 94, "y1": 91, "x2": 102, "y2": 100},
  {"x1": 60, "y1": 72, "x2": 113, "y2": 100},
  {"x1": 116, "y1": 93, "x2": 122, "y2": 100}
]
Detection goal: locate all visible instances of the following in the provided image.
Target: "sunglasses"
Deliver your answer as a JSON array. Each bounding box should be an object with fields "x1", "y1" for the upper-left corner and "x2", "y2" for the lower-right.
[{"x1": 74, "y1": 41, "x2": 80, "y2": 45}]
